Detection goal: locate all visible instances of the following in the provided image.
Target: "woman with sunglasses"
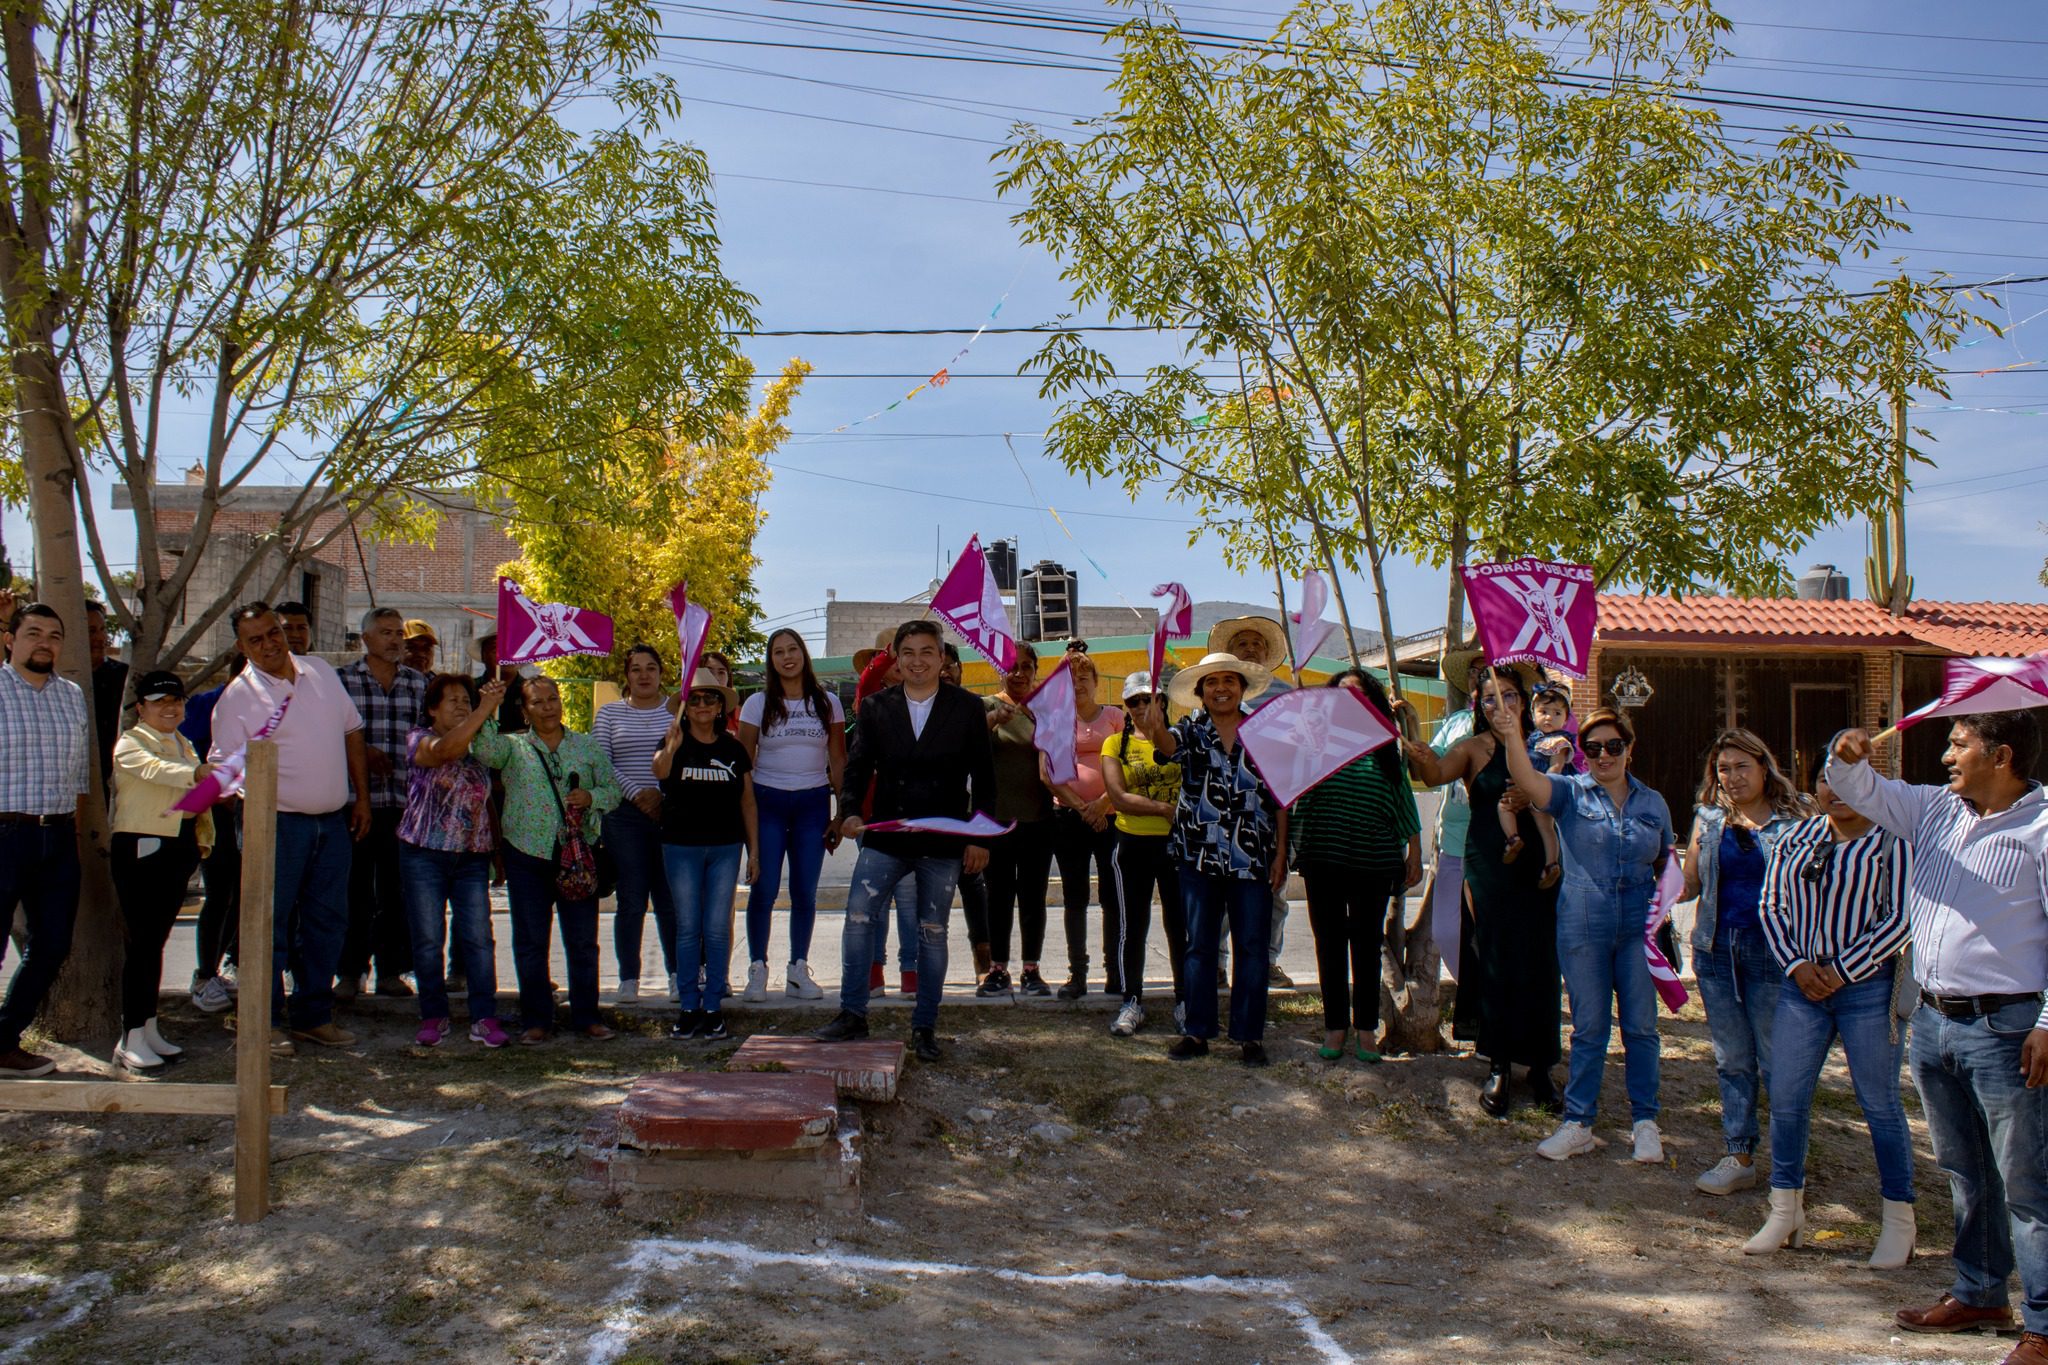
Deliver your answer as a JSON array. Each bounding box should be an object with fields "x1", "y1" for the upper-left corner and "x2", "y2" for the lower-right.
[
  {"x1": 1405, "y1": 664, "x2": 1562, "y2": 1117},
  {"x1": 1681, "y1": 730, "x2": 1812, "y2": 1195},
  {"x1": 1744, "y1": 771, "x2": 1914, "y2": 1267},
  {"x1": 1492, "y1": 700, "x2": 1675, "y2": 1163}
]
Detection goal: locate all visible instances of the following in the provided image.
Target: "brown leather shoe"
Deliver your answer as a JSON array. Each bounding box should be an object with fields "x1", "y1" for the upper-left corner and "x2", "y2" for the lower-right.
[
  {"x1": 289, "y1": 1022, "x2": 357, "y2": 1049},
  {"x1": 2002, "y1": 1332, "x2": 2048, "y2": 1365},
  {"x1": 1896, "y1": 1294, "x2": 2016, "y2": 1335},
  {"x1": 581, "y1": 1023, "x2": 617, "y2": 1041}
]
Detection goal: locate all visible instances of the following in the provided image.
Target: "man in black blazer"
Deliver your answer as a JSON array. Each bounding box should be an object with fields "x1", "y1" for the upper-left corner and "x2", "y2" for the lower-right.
[{"x1": 819, "y1": 620, "x2": 995, "y2": 1061}]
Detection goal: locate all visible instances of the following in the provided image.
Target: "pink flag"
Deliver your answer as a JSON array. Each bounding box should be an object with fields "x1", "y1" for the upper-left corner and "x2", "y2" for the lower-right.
[
  {"x1": 668, "y1": 580, "x2": 713, "y2": 684},
  {"x1": 174, "y1": 696, "x2": 291, "y2": 813},
  {"x1": 862, "y1": 812, "x2": 1016, "y2": 838},
  {"x1": 1645, "y1": 849, "x2": 1689, "y2": 1014},
  {"x1": 1896, "y1": 652, "x2": 2048, "y2": 730},
  {"x1": 1287, "y1": 568, "x2": 1336, "y2": 671},
  {"x1": 496, "y1": 578, "x2": 614, "y2": 667},
  {"x1": 930, "y1": 535, "x2": 1016, "y2": 671},
  {"x1": 1238, "y1": 684, "x2": 1397, "y2": 808},
  {"x1": 1461, "y1": 558, "x2": 1598, "y2": 679},
  {"x1": 1027, "y1": 656, "x2": 1078, "y2": 785},
  {"x1": 1149, "y1": 581, "x2": 1192, "y2": 683}
]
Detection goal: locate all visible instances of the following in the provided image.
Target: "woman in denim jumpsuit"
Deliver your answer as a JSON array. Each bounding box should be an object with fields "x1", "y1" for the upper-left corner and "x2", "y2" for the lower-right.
[
  {"x1": 1681, "y1": 729, "x2": 1810, "y2": 1196},
  {"x1": 1494, "y1": 701, "x2": 1674, "y2": 1163}
]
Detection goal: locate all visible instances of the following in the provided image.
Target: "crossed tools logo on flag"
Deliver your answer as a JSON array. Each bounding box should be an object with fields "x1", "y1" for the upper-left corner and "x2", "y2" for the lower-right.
[
  {"x1": 1461, "y1": 558, "x2": 1598, "y2": 679},
  {"x1": 930, "y1": 534, "x2": 1018, "y2": 672},
  {"x1": 496, "y1": 578, "x2": 614, "y2": 667}
]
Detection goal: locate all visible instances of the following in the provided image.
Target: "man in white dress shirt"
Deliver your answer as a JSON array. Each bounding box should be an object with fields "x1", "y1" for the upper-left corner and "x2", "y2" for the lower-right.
[{"x1": 1829, "y1": 710, "x2": 2047, "y2": 1365}]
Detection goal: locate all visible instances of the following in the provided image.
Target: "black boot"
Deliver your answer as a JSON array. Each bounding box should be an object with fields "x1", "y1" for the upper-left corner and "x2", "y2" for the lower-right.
[
  {"x1": 813, "y1": 1010, "x2": 869, "y2": 1042},
  {"x1": 912, "y1": 1027, "x2": 941, "y2": 1062},
  {"x1": 1479, "y1": 1060, "x2": 1513, "y2": 1118},
  {"x1": 1528, "y1": 1066, "x2": 1562, "y2": 1115}
]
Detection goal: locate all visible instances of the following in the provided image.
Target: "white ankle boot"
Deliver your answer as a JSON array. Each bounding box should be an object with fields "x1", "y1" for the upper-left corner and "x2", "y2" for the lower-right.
[
  {"x1": 1869, "y1": 1199, "x2": 1916, "y2": 1269},
  {"x1": 1744, "y1": 1187, "x2": 1806, "y2": 1254},
  {"x1": 114, "y1": 1028, "x2": 164, "y2": 1072},
  {"x1": 142, "y1": 1017, "x2": 181, "y2": 1059}
]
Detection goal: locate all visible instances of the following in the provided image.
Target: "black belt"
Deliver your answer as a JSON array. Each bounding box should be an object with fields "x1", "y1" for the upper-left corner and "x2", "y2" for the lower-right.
[
  {"x1": 0, "y1": 811, "x2": 74, "y2": 827},
  {"x1": 1920, "y1": 989, "x2": 2044, "y2": 1020}
]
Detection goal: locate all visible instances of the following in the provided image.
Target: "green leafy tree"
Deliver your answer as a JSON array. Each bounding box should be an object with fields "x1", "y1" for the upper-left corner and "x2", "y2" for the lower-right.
[
  {"x1": 1001, "y1": 0, "x2": 1983, "y2": 1052},
  {"x1": 0, "y1": 0, "x2": 754, "y2": 1042}
]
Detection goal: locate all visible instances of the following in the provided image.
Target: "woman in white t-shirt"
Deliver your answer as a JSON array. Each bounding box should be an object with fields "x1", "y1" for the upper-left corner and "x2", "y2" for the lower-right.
[{"x1": 736, "y1": 628, "x2": 846, "y2": 1001}]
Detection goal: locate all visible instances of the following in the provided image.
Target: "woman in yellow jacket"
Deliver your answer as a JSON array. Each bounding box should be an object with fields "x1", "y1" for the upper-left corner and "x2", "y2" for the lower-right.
[{"x1": 110, "y1": 670, "x2": 215, "y2": 1073}]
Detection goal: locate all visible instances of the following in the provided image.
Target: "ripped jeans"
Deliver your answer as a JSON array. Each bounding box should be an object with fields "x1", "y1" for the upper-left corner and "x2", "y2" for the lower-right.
[{"x1": 835, "y1": 846, "x2": 960, "y2": 1032}]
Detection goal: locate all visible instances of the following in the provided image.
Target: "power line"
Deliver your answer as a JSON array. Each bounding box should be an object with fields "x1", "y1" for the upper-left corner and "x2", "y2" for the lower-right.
[{"x1": 766, "y1": 459, "x2": 1200, "y2": 523}]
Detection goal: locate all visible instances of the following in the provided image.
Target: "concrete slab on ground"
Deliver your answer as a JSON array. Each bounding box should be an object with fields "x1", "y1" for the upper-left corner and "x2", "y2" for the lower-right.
[
  {"x1": 727, "y1": 1035, "x2": 905, "y2": 1102},
  {"x1": 619, "y1": 1070, "x2": 839, "y2": 1152}
]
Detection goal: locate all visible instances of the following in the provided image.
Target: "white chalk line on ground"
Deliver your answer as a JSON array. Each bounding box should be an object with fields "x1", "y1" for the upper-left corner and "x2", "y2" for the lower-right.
[
  {"x1": 587, "y1": 1237, "x2": 1353, "y2": 1365},
  {"x1": 0, "y1": 1271, "x2": 113, "y2": 1364}
]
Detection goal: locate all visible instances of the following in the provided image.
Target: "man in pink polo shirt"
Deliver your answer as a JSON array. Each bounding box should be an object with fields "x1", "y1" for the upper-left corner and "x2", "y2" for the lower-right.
[{"x1": 210, "y1": 602, "x2": 370, "y2": 1053}]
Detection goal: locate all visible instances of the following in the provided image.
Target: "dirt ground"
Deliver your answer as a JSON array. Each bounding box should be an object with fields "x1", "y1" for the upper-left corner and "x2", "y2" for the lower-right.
[{"x1": 0, "y1": 991, "x2": 2026, "y2": 1365}]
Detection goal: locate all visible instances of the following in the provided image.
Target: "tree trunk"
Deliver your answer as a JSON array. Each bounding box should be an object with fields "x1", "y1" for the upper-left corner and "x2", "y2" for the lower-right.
[
  {"x1": 1378, "y1": 886, "x2": 1444, "y2": 1054},
  {"x1": 15, "y1": 352, "x2": 123, "y2": 1046}
]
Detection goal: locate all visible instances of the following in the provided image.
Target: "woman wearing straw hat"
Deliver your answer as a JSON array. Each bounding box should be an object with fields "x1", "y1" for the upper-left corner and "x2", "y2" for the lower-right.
[{"x1": 1141, "y1": 651, "x2": 1287, "y2": 1067}]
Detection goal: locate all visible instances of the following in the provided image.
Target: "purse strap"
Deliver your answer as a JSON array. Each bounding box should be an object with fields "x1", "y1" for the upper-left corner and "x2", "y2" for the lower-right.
[{"x1": 527, "y1": 735, "x2": 573, "y2": 832}]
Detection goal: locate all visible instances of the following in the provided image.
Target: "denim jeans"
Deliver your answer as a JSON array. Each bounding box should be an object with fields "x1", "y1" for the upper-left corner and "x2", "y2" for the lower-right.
[
  {"x1": 399, "y1": 843, "x2": 499, "y2": 1023},
  {"x1": 664, "y1": 842, "x2": 743, "y2": 1013},
  {"x1": 1556, "y1": 887, "x2": 1661, "y2": 1125},
  {"x1": 868, "y1": 858, "x2": 920, "y2": 972},
  {"x1": 837, "y1": 846, "x2": 958, "y2": 1031},
  {"x1": 747, "y1": 783, "x2": 831, "y2": 966},
  {"x1": 1768, "y1": 965, "x2": 1912, "y2": 1201},
  {"x1": 502, "y1": 843, "x2": 600, "y2": 1032},
  {"x1": 0, "y1": 820, "x2": 80, "y2": 1053},
  {"x1": 1179, "y1": 865, "x2": 1272, "y2": 1043},
  {"x1": 272, "y1": 809, "x2": 353, "y2": 1030},
  {"x1": 606, "y1": 801, "x2": 676, "y2": 983},
  {"x1": 1693, "y1": 924, "x2": 1781, "y2": 1155},
  {"x1": 1911, "y1": 996, "x2": 2048, "y2": 1333}
]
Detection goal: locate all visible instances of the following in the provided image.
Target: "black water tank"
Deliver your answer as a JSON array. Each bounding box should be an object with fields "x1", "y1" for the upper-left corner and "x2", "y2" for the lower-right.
[
  {"x1": 984, "y1": 537, "x2": 1018, "y2": 592},
  {"x1": 1795, "y1": 564, "x2": 1850, "y2": 601},
  {"x1": 1019, "y1": 559, "x2": 1077, "y2": 641}
]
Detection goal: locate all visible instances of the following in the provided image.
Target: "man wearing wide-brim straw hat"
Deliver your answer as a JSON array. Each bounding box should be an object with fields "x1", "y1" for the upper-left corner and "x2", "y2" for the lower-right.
[
  {"x1": 1204, "y1": 614, "x2": 1298, "y2": 986},
  {"x1": 1142, "y1": 652, "x2": 1287, "y2": 1068}
]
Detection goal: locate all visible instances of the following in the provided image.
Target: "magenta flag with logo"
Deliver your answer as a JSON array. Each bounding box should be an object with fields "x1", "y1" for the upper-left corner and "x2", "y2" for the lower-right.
[
  {"x1": 1897, "y1": 652, "x2": 2048, "y2": 730},
  {"x1": 174, "y1": 696, "x2": 290, "y2": 813},
  {"x1": 668, "y1": 580, "x2": 712, "y2": 685},
  {"x1": 1027, "y1": 656, "x2": 1078, "y2": 785},
  {"x1": 1461, "y1": 558, "x2": 1598, "y2": 679},
  {"x1": 496, "y1": 578, "x2": 614, "y2": 667},
  {"x1": 1149, "y1": 580, "x2": 1192, "y2": 683},
  {"x1": 931, "y1": 535, "x2": 1017, "y2": 671},
  {"x1": 1645, "y1": 850, "x2": 1689, "y2": 1014},
  {"x1": 1238, "y1": 684, "x2": 1396, "y2": 808},
  {"x1": 1287, "y1": 568, "x2": 1337, "y2": 671},
  {"x1": 862, "y1": 812, "x2": 1016, "y2": 838}
]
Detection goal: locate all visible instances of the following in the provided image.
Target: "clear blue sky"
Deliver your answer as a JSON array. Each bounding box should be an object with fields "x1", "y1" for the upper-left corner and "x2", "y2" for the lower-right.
[{"x1": 9, "y1": 0, "x2": 2044, "y2": 647}]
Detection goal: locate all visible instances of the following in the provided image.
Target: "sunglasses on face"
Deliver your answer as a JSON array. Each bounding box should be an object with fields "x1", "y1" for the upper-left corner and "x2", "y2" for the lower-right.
[
  {"x1": 1126, "y1": 694, "x2": 1155, "y2": 707},
  {"x1": 1800, "y1": 841, "x2": 1836, "y2": 885},
  {"x1": 1479, "y1": 691, "x2": 1522, "y2": 710},
  {"x1": 1731, "y1": 826, "x2": 1758, "y2": 853},
  {"x1": 687, "y1": 691, "x2": 722, "y2": 707},
  {"x1": 1583, "y1": 738, "x2": 1629, "y2": 758}
]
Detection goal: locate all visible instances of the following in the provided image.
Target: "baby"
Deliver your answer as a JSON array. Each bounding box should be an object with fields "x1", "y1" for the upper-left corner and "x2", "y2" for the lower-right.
[{"x1": 1501, "y1": 682, "x2": 1575, "y2": 889}]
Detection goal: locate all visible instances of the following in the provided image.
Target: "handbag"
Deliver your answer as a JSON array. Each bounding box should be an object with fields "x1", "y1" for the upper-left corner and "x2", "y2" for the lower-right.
[
  {"x1": 530, "y1": 737, "x2": 600, "y2": 902},
  {"x1": 1879, "y1": 829, "x2": 1918, "y2": 1032}
]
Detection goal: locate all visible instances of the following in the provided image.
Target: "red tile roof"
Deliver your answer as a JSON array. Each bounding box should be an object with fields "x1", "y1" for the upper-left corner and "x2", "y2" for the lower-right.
[{"x1": 1596, "y1": 596, "x2": 2048, "y2": 657}]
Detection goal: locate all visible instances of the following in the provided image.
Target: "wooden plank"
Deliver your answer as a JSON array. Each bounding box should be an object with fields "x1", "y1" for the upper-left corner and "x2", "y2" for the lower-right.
[
  {"x1": 0, "y1": 1080, "x2": 286, "y2": 1116},
  {"x1": 235, "y1": 740, "x2": 279, "y2": 1224}
]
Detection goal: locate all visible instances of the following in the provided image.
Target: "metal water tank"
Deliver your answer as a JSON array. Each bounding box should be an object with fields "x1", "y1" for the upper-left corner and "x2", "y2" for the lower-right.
[
  {"x1": 1018, "y1": 559, "x2": 1078, "y2": 641},
  {"x1": 1795, "y1": 564, "x2": 1851, "y2": 601},
  {"x1": 984, "y1": 538, "x2": 1019, "y2": 592}
]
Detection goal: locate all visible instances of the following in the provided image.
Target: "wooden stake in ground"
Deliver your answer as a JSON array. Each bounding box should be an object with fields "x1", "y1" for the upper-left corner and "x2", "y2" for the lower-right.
[{"x1": 235, "y1": 740, "x2": 278, "y2": 1224}]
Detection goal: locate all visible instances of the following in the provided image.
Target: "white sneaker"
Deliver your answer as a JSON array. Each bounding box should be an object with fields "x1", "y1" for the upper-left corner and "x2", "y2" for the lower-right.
[
  {"x1": 142, "y1": 1017, "x2": 181, "y2": 1059},
  {"x1": 1695, "y1": 1155, "x2": 1758, "y2": 1195},
  {"x1": 1632, "y1": 1120, "x2": 1665, "y2": 1164},
  {"x1": 1110, "y1": 1000, "x2": 1145, "y2": 1037},
  {"x1": 669, "y1": 973, "x2": 683, "y2": 1004},
  {"x1": 786, "y1": 960, "x2": 824, "y2": 1000},
  {"x1": 218, "y1": 961, "x2": 240, "y2": 995},
  {"x1": 743, "y1": 961, "x2": 770, "y2": 1003},
  {"x1": 1537, "y1": 1120, "x2": 1600, "y2": 1161},
  {"x1": 115, "y1": 1029, "x2": 164, "y2": 1073},
  {"x1": 190, "y1": 972, "x2": 232, "y2": 1014},
  {"x1": 615, "y1": 978, "x2": 640, "y2": 1004}
]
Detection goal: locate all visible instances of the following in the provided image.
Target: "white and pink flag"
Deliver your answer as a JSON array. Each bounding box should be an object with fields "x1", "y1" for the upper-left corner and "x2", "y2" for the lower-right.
[
  {"x1": 668, "y1": 580, "x2": 713, "y2": 684},
  {"x1": 1027, "y1": 655, "x2": 1079, "y2": 785},
  {"x1": 1896, "y1": 652, "x2": 2048, "y2": 730},
  {"x1": 862, "y1": 812, "x2": 1016, "y2": 838},
  {"x1": 1238, "y1": 683, "x2": 1397, "y2": 808},
  {"x1": 930, "y1": 534, "x2": 1017, "y2": 671},
  {"x1": 1287, "y1": 567, "x2": 1337, "y2": 671},
  {"x1": 496, "y1": 578, "x2": 614, "y2": 667},
  {"x1": 1148, "y1": 580, "x2": 1192, "y2": 684},
  {"x1": 1645, "y1": 850, "x2": 1690, "y2": 1014},
  {"x1": 173, "y1": 696, "x2": 290, "y2": 813},
  {"x1": 1461, "y1": 558, "x2": 1597, "y2": 680}
]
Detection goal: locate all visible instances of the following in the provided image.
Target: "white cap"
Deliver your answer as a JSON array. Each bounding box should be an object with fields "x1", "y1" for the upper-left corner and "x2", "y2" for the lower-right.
[{"x1": 1121, "y1": 670, "x2": 1157, "y2": 702}]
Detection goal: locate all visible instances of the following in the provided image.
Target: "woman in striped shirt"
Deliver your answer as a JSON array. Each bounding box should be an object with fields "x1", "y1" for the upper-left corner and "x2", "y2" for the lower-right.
[
  {"x1": 1290, "y1": 669, "x2": 1423, "y2": 1063},
  {"x1": 1746, "y1": 771, "x2": 1915, "y2": 1268}
]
